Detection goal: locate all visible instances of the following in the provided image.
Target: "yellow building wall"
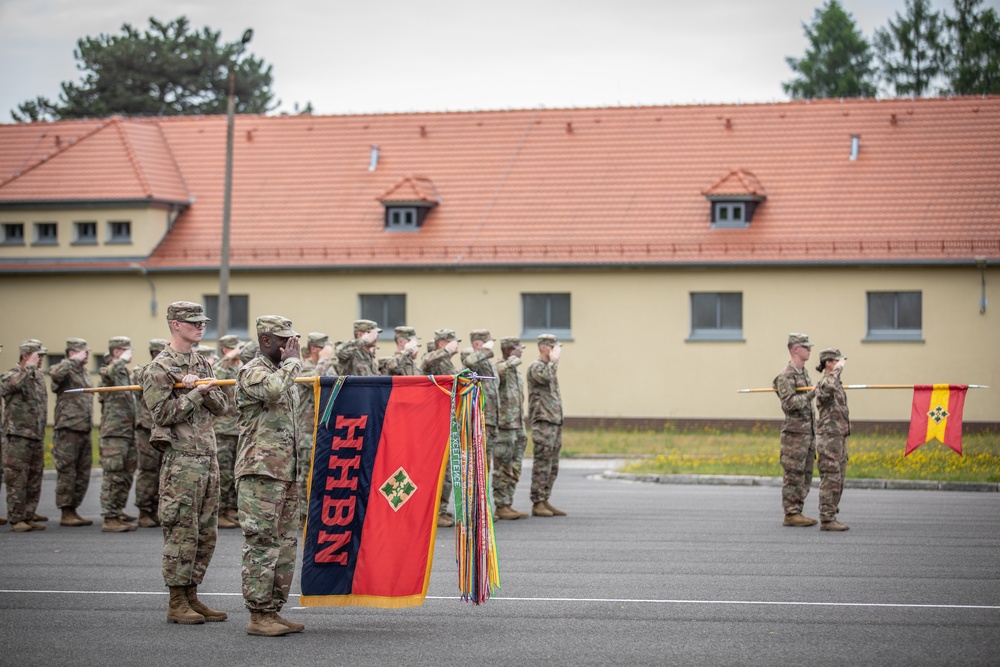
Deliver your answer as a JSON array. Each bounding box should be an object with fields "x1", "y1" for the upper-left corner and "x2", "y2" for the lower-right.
[
  {"x1": 0, "y1": 206, "x2": 171, "y2": 259},
  {"x1": 0, "y1": 265, "x2": 996, "y2": 424}
]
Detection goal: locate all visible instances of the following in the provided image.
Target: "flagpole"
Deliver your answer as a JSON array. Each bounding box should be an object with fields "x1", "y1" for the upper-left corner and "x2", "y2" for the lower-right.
[{"x1": 737, "y1": 384, "x2": 990, "y2": 393}]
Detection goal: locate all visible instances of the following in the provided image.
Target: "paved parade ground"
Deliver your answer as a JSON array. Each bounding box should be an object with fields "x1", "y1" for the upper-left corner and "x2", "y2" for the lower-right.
[{"x1": 1, "y1": 460, "x2": 998, "y2": 666}]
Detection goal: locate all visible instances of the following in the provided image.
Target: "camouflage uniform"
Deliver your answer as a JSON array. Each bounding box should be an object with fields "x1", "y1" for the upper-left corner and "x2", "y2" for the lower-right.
[
  {"x1": 296, "y1": 332, "x2": 334, "y2": 521},
  {"x1": 463, "y1": 330, "x2": 500, "y2": 465},
  {"x1": 379, "y1": 326, "x2": 419, "y2": 376},
  {"x1": 1, "y1": 340, "x2": 48, "y2": 526},
  {"x1": 235, "y1": 315, "x2": 302, "y2": 614},
  {"x1": 494, "y1": 336, "x2": 527, "y2": 509},
  {"x1": 133, "y1": 339, "x2": 168, "y2": 521},
  {"x1": 142, "y1": 312, "x2": 229, "y2": 588},
  {"x1": 773, "y1": 346, "x2": 817, "y2": 519},
  {"x1": 98, "y1": 337, "x2": 138, "y2": 521},
  {"x1": 49, "y1": 339, "x2": 94, "y2": 512},
  {"x1": 335, "y1": 320, "x2": 380, "y2": 376},
  {"x1": 815, "y1": 349, "x2": 850, "y2": 525},
  {"x1": 527, "y1": 335, "x2": 563, "y2": 504},
  {"x1": 422, "y1": 329, "x2": 460, "y2": 518},
  {"x1": 213, "y1": 335, "x2": 243, "y2": 520}
]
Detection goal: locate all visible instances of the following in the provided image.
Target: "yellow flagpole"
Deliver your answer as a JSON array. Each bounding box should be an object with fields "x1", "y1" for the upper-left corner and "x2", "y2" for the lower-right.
[
  {"x1": 737, "y1": 384, "x2": 990, "y2": 393},
  {"x1": 64, "y1": 377, "x2": 320, "y2": 394}
]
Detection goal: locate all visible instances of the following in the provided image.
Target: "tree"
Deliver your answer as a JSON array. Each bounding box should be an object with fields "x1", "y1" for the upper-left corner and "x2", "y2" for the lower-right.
[
  {"x1": 784, "y1": 0, "x2": 877, "y2": 99},
  {"x1": 874, "y1": 0, "x2": 945, "y2": 97},
  {"x1": 12, "y1": 17, "x2": 276, "y2": 122},
  {"x1": 941, "y1": 0, "x2": 1000, "y2": 94}
]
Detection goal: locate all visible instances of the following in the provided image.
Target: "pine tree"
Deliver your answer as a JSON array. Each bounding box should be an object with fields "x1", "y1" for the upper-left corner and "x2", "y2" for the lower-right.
[
  {"x1": 784, "y1": 0, "x2": 877, "y2": 99},
  {"x1": 941, "y1": 0, "x2": 1000, "y2": 94},
  {"x1": 874, "y1": 0, "x2": 945, "y2": 97}
]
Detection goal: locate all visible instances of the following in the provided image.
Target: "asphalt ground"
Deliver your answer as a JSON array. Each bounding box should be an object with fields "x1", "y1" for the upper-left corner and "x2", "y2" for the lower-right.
[{"x1": 1, "y1": 460, "x2": 998, "y2": 667}]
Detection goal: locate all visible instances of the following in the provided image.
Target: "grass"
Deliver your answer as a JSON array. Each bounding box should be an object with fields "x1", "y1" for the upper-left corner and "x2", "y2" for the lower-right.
[{"x1": 41, "y1": 425, "x2": 1000, "y2": 484}]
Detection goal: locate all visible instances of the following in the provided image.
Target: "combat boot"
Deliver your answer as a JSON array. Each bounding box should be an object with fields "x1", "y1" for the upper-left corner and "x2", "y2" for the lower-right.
[
  {"x1": 138, "y1": 510, "x2": 159, "y2": 528},
  {"x1": 532, "y1": 502, "x2": 554, "y2": 517},
  {"x1": 185, "y1": 585, "x2": 228, "y2": 621},
  {"x1": 102, "y1": 517, "x2": 134, "y2": 533},
  {"x1": 119, "y1": 512, "x2": 138, "y2": 523},
  {"x1": 495, "y1": 506, "x2": 522, "y2": 521},
  {"x1": 31, "y1": 513, "x2": 49, "y2": 522},
  {"x1": 60, "y1": 508, "x2": 87, "y2": 527},
  {"x1": 226, "y1": 508, "x2": 240, "y2": 524},
  {"x1": 247, "y1": 611, "x2": 290, "y2": 636},
  {"x1": 167, "y1": 586, "x2": 205, "y2": 624},
  {"x1": 73, "y1": 509, "x2": 93, "y2": 526},
  {"x1": 437, "y1": 512, "x2": 455, "y2": 528},
  {"x1": 27, "y1": 521, "x2": 46, "y2": 531},
  {"x1": 10, "y1": 521, "x2": 33, "y2": 532},
  {"x1": 271, "y1": 611, "x2": 304, "y2": 633},
  {"x1": 543, "y1": 500, "x2": 567, "y2": 516},
  {"x1": 0, "y1": 517, "x2": 7, "y2": 525},
  {"x1": 820, "y1": 520, "x2": 850, "y2": 532},
  {"x1": 217, "y1": 513, "x2": 239, "y2": 529},
  {"x1": 782, "y1": 513, "x2": 818, "y2": 527}
]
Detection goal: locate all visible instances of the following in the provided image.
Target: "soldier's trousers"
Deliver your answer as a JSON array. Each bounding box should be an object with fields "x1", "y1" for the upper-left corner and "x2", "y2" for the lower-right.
[
  {"x1": 780, "y1": 431, "x2": 816, "y2": 516},
  {"x1": 530, "y1": 420, "x2": 562, "y2": 503},
  {"x1": 99, "y1": 435, "x2": 137, "y2": 518},
  {"x1": 134, "y1": 427, "x2": 162, "y2": 513},
  {"x1": 817, "y1": 433, "x2": 848, "y2": 523},
  {"x1": 2, "y1": 435, "x2": 43, "y2": 523},
  {"x1": 493, "y1": 427, "x2": 527, "y2": 508},
  {"x1": 53, "y1": 428, "x2": 92, "y2": 510},
  {"x1": 215, "y1": 433, "x2": 238, "y2": 513},
  {"x1": 237, "y1": 475, "x2": 298, "y2": 613},
  {"x1": 296, "y1": 433, "x2": 313, "y2": 520},
  {"x1": 159, "y1": 449, "x2": 219, "y2": 587}
]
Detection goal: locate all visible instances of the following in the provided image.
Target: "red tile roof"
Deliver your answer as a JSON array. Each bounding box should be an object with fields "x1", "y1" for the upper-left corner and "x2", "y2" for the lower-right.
[
  {"x1": 378, "y1": 176, "x2": 441, "y2": 205},
  {"x1": 703, "y1": 169, "x2": 766, "y2": 198},
  {"x1": 1, "y1": 97, "x2": 998, "y2": 269}
]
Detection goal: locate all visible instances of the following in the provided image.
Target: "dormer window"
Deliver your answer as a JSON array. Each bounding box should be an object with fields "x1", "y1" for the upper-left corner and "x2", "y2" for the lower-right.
[
  {"x1": 377, "y1": 176, "x2": 440, "y2": 232},
  {"x1": 703, "y1": 169, "x2": 766, "y2": 229}
]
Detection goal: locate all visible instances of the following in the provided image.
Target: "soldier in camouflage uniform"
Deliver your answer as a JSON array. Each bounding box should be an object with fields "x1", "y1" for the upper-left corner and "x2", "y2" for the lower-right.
[
  {"x1": 815, "y1": 348, "x2": 850, "y2": 532},
  {"x1": 336, "y1": 319, "x2": 381, "y2": 376},
  {"x1": 133, "y1": 338, "x2": 168, "y2": 528},
  {"x1": 527, "y1": 334, "x2": 566, "y2": 517},
  {"x1": 213, "y1": 334, "x2": 243, "y2": 530},
  {"x1": 2, "y1": 340, "x2": 49, "y2": 532},
  {"x1": 422, "y1": 328, "x2": 461, "y2": 527},
  {"x1": 98, "y1": 336, "x2": 139, "y2": 533},
  {"x1": 379, "y1": 326, "x2": 420, "y2": 376},
  {"x1": 239, "y1": 341, "x2": 258, "y2": 364},
  {"x1": 494, "y1": 336, "x2": 529, "y2": 520},
  {"x1": 296, "y1": 332, "x2": 335, "y2": 522},
  {"x1": 49, "y1": 338, "x2": 95, "y2": 527},
  {"x1": 463, "y1": 329, "x2": 500, "y2": 463},
  {"x1": 142, "y1": 301, "x2": 230, "y2": 625},
  {"x1": 773, "y1": 332, "x2": 819, "y2": 527},
  {"x1": 236, "y1": 315, "x2": 304, "y2": 637}
]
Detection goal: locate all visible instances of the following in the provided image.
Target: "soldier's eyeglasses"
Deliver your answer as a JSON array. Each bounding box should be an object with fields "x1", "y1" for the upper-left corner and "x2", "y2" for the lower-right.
[{"x1": 185, "y1": 321, "x2": 207, "y2": 329}]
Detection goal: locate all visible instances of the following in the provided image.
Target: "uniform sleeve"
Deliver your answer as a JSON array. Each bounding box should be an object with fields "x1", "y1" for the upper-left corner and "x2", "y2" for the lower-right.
[
  {"x1": 813, "y1": 368, "x2": 843, "y2": 404},
  {"x1": 0, "y1": 368, "x2": 24, "y2": 398},
  {"x1": 496, "y1": 356, "x2": 521, "y2": 378},
  {"x1": 774, "y1": 373, "x2": 814, "y2": 411},
  {"x1": 239, "y1": 359, "x2": 302, "y2": 405},
  {"x1": 143, "y1": 362, "x2": 203, "y2": 426},
  {"x1": 48, "y1": 360, "x2": 72, "y2": 385},
  {"x1": 528, "y1": 360, "x2": 556, "y2": 385},
  {"x1": 336, "y1": 339, "x2": 364, "y2": 363},
  {"x1": 463, "y1": 348, "x2": 493, "y2": 369}
]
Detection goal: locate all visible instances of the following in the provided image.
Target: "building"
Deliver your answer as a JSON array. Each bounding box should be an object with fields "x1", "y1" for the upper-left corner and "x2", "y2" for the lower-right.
[{"x1": 1, "y1": 96, "x2": 998, "y2": 426}]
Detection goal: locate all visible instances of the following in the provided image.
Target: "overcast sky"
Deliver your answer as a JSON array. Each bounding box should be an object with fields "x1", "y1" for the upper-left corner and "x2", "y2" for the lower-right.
[{"x1": 0, "y1": 0, "x2": 996, "y2": 120}]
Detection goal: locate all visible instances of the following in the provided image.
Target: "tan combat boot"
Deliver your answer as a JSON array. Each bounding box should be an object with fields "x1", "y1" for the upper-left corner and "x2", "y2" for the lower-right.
[
  {"x1": 271, "y1": 611, "x2": 304, "y2": 633},
  {"x1": 27, "y1": 521, "x2": 46, "y2": 531},
  {"x1": 782, "y1": 513, "x2": 819, "y2": 527},
  {"x1": 60, "y1": 508, "x2": 87, "y2": 527},
  {"x1": 544, "y1": 500, "x2": 567, "y2": 516},
  {"x1": 73, "y1": 509, "x2": 93, "y2": 526},
  {"x1": 217, "y1": 513, "x2": 239, "y2": 529},
  {"x1": 102, "y1": 517, "x2": 134, "y2": 533},
  {"x1": 10, "y1": 521, "x2": 33, "y2": 532},
  {"x1": 495, "y1": 506, "x2": 522, "y2": 521},
  {"x1": 167, "y1": 586, "x2": 205, "y2": 624},
  {"x1": 532, "y1": 501, "x2": 554, "y2": 517},
  {"x1": 120, "y1": 512, "x2": 138, "y2": 523},
  {"x1": 185, "y1": 585, "x2": 228, "y2": 621},
  {"x1": 437, "y1": 513, "x2": 455, "y2": 528},
  {"x1": 138, "y1": 510, "x2": 159, "y2": 528},
  {"x1": 820, "y1": 520, "x2": 850, "y2": 532},
  {"x1": 0, "y1": 516, "x2": 7, "y2": 525},
  {"x1": 31, "y1": 513, "x2": 49, "y2": 522},
  {"x1": 247, "y1": 611, "x2": 290, "y2": 636}
]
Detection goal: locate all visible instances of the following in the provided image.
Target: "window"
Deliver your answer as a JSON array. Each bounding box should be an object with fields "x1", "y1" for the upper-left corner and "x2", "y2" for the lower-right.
[
  {"x1": 866, "y1": 291, "x2": 922, "y2": 341},
  {"x1": 203, "y1": 294, "x2": 250, "y2": 338},
  {"x1": 385, "y1": 207, "x2": 419, "y2": 231},
  {"x1": 46, "y1": 353, "x2": 65, "y2": 371},
  {"x1": 2, "y1": 223, "x2": 24, "y2": 245},
  {"x1": 522, "y1": 293, "x2": 571, "y2": 339},
  {"x1": 712, "y1": 202, "x2": 748, "y2": 228},
  {"x1": 689, "y1": 292, "x2": 743, "y2": 341},
  {"x1": 107, "y1": 221, "x2": 132, "y2": 244},
  {"x1": 359, "y1": 294, "x2": 406, "y2": 339},
  {"x1": 74, "y1": 221, "x2": 98, "y2": 244},
  {"x1": 33, "y1": 222, "x2": 58, "y2": 245}
]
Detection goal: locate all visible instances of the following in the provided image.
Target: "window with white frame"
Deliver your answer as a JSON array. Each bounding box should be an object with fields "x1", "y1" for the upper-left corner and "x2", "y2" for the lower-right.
[
  {"x1": 712, "y1": 202, "x2": 748, "y2": 228},
  {"x1": 521, "y1": 293, "x2": 571, "y2": 339},
  {"x1": 689, "y1": 292, "x2": 743, "y2": 341},
  {"x1": 34, "y1": 222, "x2": 58, "y2": 245},
  {"x1": 74, "y1": 221, "x2": 98, "y2": 244},
  {"x1": 866, "y1": 291, "x2": 922, "y2": 341},
  {"x1": 385, "y1": 207, "x2": 419, "y2": 231},
  {"x1": 2, "y1": 223, "x2": 24, "y2": 245},
  {"x1": 107, "y1": 221, "x2": 132, "y2": 244},
  {"x1": 360, "y1": 294, "x2": 406, "y2": 339}
]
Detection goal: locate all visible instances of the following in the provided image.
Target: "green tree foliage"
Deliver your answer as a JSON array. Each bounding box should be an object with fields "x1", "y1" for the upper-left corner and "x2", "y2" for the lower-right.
[
  {"x1": 874, "y1": 0, "x2": 945, "y2": 97},
  {"x1": 941, "y1": 0, "x2": 1000, "y2": 94},
  {"x1": 12, "y1": 17, "x2": 275, "y2": 122},
  {"x1": 784, "y1": 0, "x2": 877, "y2": 99}
]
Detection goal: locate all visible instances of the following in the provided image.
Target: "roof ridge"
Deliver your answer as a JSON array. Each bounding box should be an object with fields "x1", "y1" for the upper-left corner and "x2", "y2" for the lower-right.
[
  {"x1": 0, "y1": 121, "x2": 107, "y2": 189},
  {"x1": 114, "y1": 117, "x2": 153, "y2": 197},
  {"x1": 154, "y1": 120, "x2": 193, "y2": 203}
]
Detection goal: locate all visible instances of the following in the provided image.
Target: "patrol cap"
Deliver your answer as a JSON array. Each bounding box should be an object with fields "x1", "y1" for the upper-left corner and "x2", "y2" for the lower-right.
[
  {"x1": 434, "y1": 328, "x2": 459, "y2": 343},
  {"x1": 354, "y1": 319, "x2": 381, "y2": 334},
  {"x1": 394, "y1": 326, "x2": 417, "y2": 339},
  {"x1": 66, "y1": 338, "x2": 88, "y2": 352},
  {"x1": 196, "y1": 345, "x2": 217, "y2": 356},
  {"x1": 239, "y1": 341, "x2": 258, "y2": 362},
  {"x1": 470, "y1": 329, "x2": 493, "y2": 343},
  {"x1": 307, "y1": 332, "x2": 330, "y2": 348},
  {"x1": 149, "y1": 338, "x2": 168, "y2": 353},
  {"x1": 537, "y1": 333, "x2": 559, "y2": 347},
  {"x1": 787, "y1": 333, "x2": 813, "y2": 348},
  {"x1": 19, "y1": 339, "x2": 46, "y2": 355},
  {"x1": 819, "y1": 348, "x2": 844, "y2": 363},
  {"x1": 256, "y1": 315, "x2": 298, "y2": 338},
  {"x1": 167, "y1": 301, "x2": 210, "y2": 323},
  {"x1": 500, "y1": 336, "x2": 523, "y2": 349},
  {"x1": 107, "y1": 336, "x2": 133, "y2": 351},
  {"x1": 218, "y1": 335, "x2": 241, "y2": 349}
]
